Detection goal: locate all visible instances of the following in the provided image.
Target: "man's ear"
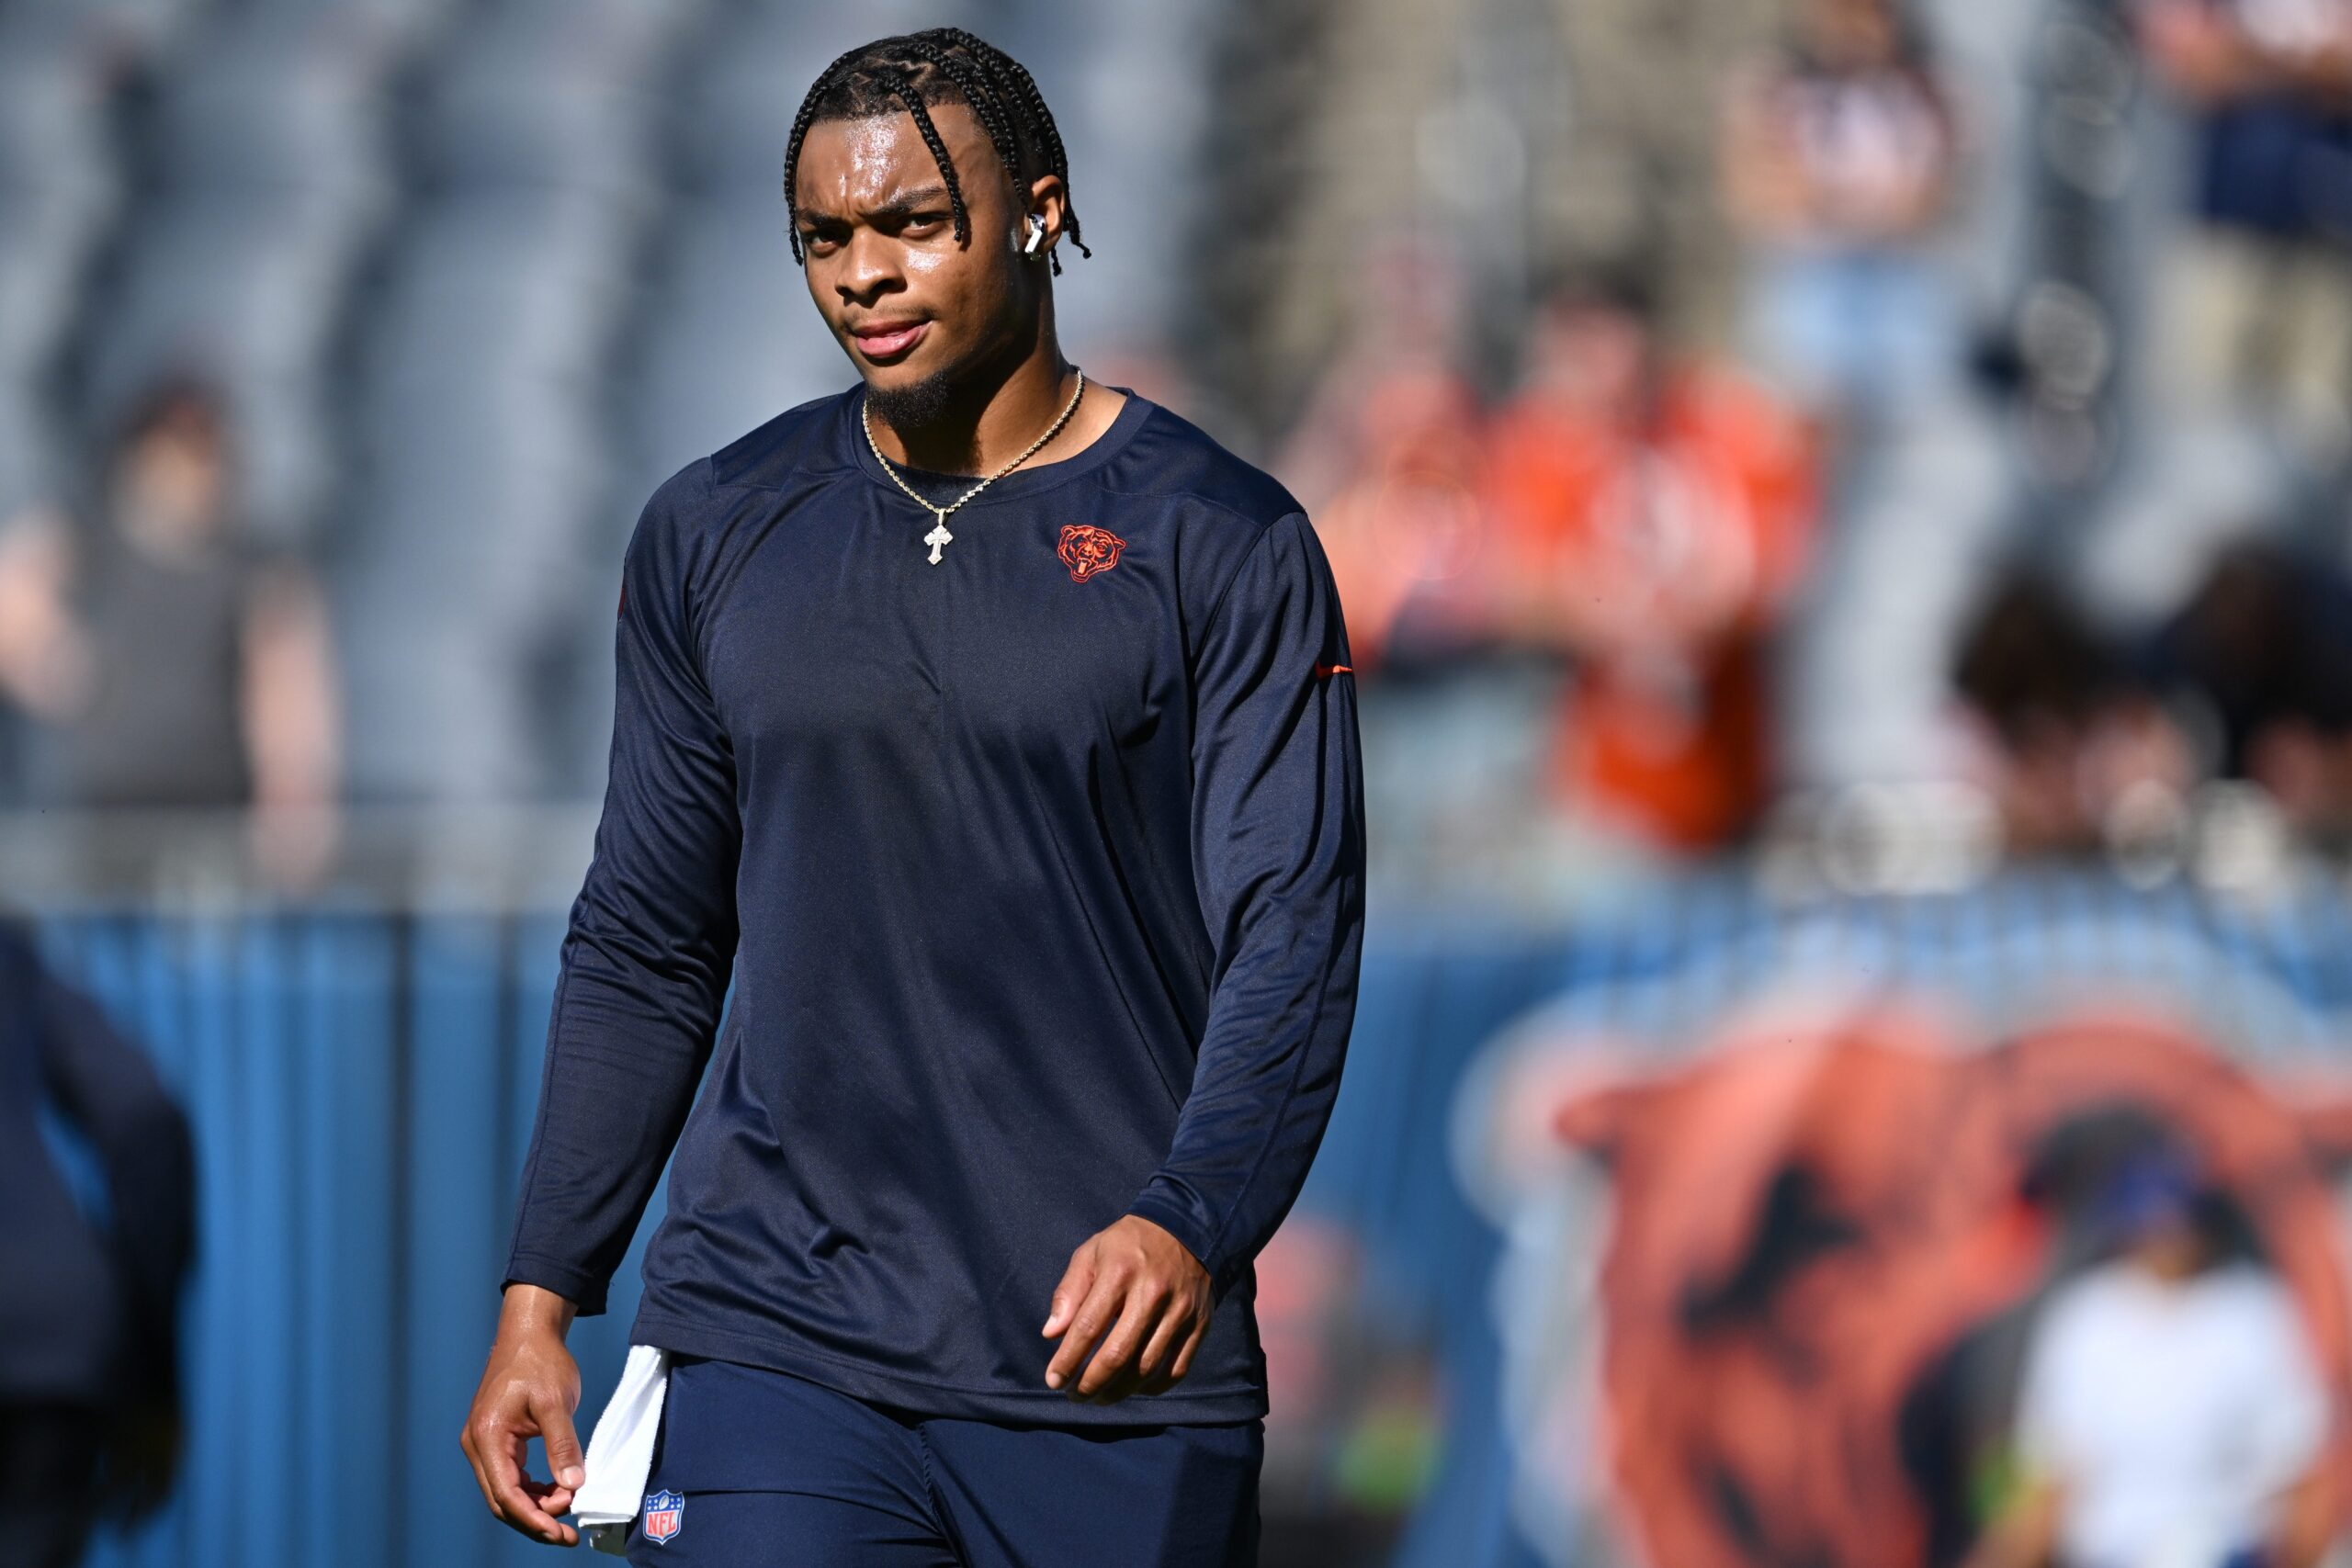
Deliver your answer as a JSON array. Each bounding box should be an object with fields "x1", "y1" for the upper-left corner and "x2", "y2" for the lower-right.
[{"x1": 1023, "y1": 174, "x2": 1069, "y2": 254}]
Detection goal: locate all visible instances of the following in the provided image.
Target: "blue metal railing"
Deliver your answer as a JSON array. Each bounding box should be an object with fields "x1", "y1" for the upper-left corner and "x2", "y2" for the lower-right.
[{"x1": 33, "y1": 872, "x2": 2352, "y2": 1568}]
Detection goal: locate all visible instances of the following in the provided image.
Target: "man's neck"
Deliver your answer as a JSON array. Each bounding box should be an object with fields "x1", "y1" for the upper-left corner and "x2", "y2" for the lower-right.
[{"x1": 866, "y1": 334, "x2": 1076, "y2": 477}]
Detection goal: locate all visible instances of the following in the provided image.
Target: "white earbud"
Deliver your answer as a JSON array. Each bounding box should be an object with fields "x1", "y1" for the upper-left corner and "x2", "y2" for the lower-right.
[{"x1": 1023, "y1": 215, "x2": 1046, "y2": 254}]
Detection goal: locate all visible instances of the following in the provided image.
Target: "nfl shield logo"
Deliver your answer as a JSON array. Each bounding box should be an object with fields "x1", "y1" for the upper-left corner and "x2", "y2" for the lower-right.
[{"x1": 641, "y1": 1489, "x2": 684, "y2": 1545}]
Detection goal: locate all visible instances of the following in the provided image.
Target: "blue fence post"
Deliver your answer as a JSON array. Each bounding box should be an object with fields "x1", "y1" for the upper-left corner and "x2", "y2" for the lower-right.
[
  {"x1": 306, "y1": 913, "x2": 399, "y2": 1568},
  {"x1": 400, "y1": 914, "x2": 507, "y2": 1568}
]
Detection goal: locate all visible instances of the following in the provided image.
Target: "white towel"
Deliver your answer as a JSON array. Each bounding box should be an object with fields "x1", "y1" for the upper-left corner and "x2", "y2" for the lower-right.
[{"x1": 572, "y1": 1344, "x2": 672, "y2": 1556}]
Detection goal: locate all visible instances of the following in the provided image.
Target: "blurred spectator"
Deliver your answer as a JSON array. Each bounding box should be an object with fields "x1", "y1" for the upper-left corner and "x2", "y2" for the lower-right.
[
  {"x1": 1255, "y1": 1218, "x2": 1440, "y2": 1568},
  {"x1": 1293, "y1": 367, "x2": 1490, "y2": 672},
  {"x1": 0, "y1": 923, "x2": 195, "y2": 1568},
  {"x1": 1481, "y1": 270, "x2": 1818, "y2": 852},
  {"x1": 1951, "y1": 571, "x2": 2195, "y2": 853},
  {"x1": 2139, "y1": 0, "x2": 2352, "y2": 473},
  {"x1": 0, "y1": 513, "x2": 81, "y2": 806},
  {"x1": 1965, "y1": 1149, "x2": 2335, "y2": 1568},
  {"x1": 1721, "y1": 0, "x2": 1966, "y2": 423},
  {"x1": 2146, "y1": 539, "x2": 2352, "y2": 837},
  {"x1": 0, "y1": 378, "x2": 339, "y2": 886},
  {"x1": 1276, "y1": 242, "x2": 1497, "y2": 672}
]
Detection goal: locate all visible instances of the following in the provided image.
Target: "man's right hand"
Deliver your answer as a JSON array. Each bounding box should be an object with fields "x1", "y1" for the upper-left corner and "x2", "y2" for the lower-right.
[{"x1": 460, "y1": 1284, "x2": 584, "y2": 1547}]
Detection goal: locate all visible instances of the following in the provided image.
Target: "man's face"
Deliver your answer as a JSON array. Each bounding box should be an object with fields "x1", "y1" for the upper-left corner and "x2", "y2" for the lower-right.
[
  {"x1": 119, "y1": 409, "x2": 229, "y2": 544},
  {"x1": 793, "y1": 103, "x2": 1047, "y2": 424},
  {"x1": 1536, "y1": 299, "x2": 1651, "y2": 417}
]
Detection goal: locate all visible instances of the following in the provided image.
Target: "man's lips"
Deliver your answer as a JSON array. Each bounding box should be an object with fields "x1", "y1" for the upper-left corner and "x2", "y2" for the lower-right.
[{"x1": 849, "y1": 321, "x2": 929, "y2": 360}]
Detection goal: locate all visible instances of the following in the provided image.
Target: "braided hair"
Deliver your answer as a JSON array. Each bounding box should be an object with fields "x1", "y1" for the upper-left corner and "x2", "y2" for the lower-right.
[{"x1": 784, "y1": 28, "x2": 1093, "y2": 277}]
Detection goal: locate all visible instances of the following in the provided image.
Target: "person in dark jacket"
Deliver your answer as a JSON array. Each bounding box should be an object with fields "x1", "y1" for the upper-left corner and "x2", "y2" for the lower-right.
[{"x1": 0, "y1": 923, "x2": 196, "y2": 1568}]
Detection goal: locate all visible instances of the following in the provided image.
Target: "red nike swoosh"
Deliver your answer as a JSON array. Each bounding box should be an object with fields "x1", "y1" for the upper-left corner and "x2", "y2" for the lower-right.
[{"x1": 1313, "y1": 662, "x2": 1353, "y2": 678}]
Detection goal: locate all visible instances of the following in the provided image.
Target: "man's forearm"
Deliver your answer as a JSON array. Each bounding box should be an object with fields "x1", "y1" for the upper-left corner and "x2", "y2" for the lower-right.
[
  {"x1": 498, "y1": 1283, "x2": 579, "y2": 1344},
  {"x1": 1124, "y1": 942, "x2": 1359, "y2": 1303},
  {"x1": 502, "y1": 931, "x2": 731, "y2": 1314}
]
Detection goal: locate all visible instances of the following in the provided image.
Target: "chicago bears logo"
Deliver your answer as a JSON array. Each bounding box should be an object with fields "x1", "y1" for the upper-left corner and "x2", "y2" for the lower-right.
[
  {"x1": 1057, "y1": 524, "x2": 1125, "y2": 581},
  {"x1": 641, "y1": 1489, "x2": 684, "y2": 1545}
]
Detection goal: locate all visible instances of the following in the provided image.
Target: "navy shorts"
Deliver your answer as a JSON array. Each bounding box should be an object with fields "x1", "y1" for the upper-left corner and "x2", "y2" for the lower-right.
[{"x1": 623, "y1": 1356, "x2": 1263, "y2": 1566}]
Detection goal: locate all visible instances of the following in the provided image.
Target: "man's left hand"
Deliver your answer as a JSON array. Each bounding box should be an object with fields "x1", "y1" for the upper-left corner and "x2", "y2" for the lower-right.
[{"x1": 1041, "y1": 1215, "x2": 1213, "y2": 1403}]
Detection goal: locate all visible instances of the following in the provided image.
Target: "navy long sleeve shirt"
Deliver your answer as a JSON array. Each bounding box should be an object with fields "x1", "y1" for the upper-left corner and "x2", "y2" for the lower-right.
[{"x1": 503, "y1": 387, "x2": 1366, "y2": 1425}]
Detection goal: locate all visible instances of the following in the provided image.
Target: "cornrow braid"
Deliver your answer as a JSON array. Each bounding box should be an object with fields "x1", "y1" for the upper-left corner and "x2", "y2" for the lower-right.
[
  {"x1": 781, "y1": 28, "x2": 1094, "y2": 277},
  {"x1": 933, "y1": 28, "x2": 1092, "y2": 268},
  {"x1": 896, "y1": 38, "x2": 1030, "y2": 218},
  {"x1": 783, "y1": 39, "x2": 883, "y2": 268},
  {"x1": 877, "y1": 65, "x2": 971, "y2": 246}
]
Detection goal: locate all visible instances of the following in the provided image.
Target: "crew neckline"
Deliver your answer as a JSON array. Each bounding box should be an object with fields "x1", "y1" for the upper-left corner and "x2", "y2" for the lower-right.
[{"x1": 847, "y1": 382, "x2": 1152, "y2": 510}]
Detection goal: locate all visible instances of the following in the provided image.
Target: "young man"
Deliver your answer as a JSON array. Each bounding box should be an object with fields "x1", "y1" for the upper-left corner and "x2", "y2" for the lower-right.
[{"x1": 459, "y1": 28, "x2": 1366, "y2": 1566}]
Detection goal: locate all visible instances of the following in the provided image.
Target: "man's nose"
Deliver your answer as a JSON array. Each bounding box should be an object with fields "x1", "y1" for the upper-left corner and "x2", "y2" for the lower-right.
[{"x1": 834, "y1": 231, "x2": 901, "y2": 305}]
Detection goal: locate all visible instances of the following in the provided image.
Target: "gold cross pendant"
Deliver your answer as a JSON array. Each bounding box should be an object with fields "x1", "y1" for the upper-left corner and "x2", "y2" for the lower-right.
[{"x1": 923, "y1": 513, "x2": 953, "y2": 565}]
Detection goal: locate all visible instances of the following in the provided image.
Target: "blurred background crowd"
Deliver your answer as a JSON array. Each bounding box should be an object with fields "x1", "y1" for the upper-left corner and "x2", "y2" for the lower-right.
[
  {"x1": 13, "y1": 0, "x2": 2352, "y2": 1564},
  {"x1": 5, "y1": 0, "x2": 2352, "y2": 901}
]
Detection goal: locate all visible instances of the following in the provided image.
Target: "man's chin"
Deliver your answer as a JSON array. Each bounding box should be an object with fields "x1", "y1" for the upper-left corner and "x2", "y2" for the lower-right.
[{"x1": 864, "y1": 367, "x2": 959, "y2": 438}]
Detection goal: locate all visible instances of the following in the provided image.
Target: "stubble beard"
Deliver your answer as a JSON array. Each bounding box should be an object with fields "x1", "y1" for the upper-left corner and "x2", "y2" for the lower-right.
[
  {"x1": 864, "y1": 366, "x2": 960, "y2": 438},
  {"x1": 859, "y1": 309, "x2": 1028, "y2": 470}
]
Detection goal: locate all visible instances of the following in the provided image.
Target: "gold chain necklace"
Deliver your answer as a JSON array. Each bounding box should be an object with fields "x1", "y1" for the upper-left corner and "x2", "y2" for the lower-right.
[{"x1": 862, "y1": 369, "x2": 1087, "y2": 564}]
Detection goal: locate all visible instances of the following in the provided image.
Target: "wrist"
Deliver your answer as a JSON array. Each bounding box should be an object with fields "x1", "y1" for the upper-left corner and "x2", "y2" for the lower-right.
[
  {"x1": 1124, "y1": 1193, "x2": 1215, "y2": 1271},
  {"x1": 498, "y1": 1282, "x2": 578, "y2": 1343}
]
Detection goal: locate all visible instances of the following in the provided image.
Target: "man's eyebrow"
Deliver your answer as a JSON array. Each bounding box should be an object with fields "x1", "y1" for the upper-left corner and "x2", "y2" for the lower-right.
[
  {"x1": 795, "y1": 185, "x2": 956, "y2": 227},
  {"x1": 866, "y1": 185, "x2": 955, "y2": 218}
]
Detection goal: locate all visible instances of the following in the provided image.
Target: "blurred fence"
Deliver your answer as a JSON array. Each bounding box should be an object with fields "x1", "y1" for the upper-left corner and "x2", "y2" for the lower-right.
[{"x1": 31, "y1": 865, "x2": 2352, "y2": 1568}]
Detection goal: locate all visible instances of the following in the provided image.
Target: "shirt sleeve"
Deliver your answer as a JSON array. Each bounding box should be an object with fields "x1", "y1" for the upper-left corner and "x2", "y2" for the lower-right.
[
  {"x1": 1123, "y1": 511, "x2": 1368, "y2": 1304},
  {"x1": 22, "y1": 934, "x2": 197, "y2": 1404},
  {"x1": 503, "y1": 462, "x2": 741, "y2": 1315}
]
